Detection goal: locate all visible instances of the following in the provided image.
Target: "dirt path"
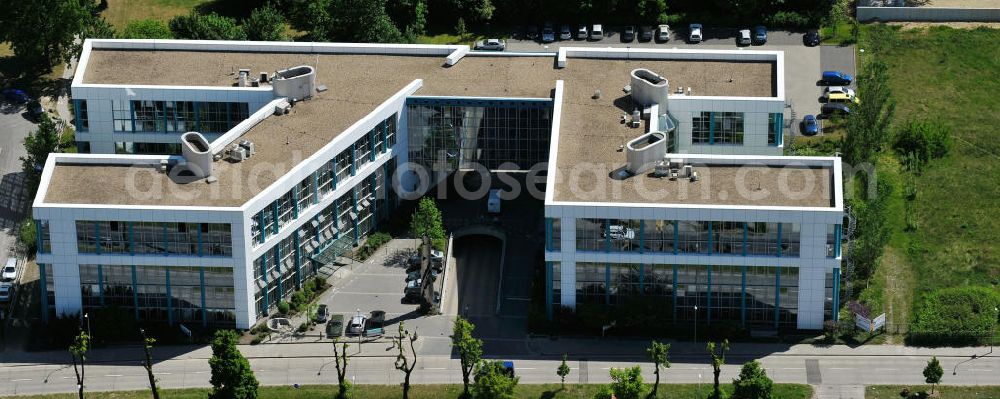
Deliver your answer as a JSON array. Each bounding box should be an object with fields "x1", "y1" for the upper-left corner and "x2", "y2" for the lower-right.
[{"x1": 876, "y1": 246, "x2": 916, "y2": 343}]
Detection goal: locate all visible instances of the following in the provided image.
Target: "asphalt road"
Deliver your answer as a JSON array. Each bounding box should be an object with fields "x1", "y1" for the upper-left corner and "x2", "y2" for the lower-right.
[{"x1": 0, "y1": 104, "x2": 32, "y2": 277}]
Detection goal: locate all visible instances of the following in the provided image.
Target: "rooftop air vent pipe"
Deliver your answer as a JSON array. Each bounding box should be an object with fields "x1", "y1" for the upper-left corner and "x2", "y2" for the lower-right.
[
  {"x1": 625, "y1": 131, "x2": 667, "y2": 175},
  {"x1": 181, "y1": 132, "x2": 213, "y2": 178},
  {"x1": 629, "y1": 68, "x2": 669, "y2": 107},
  {"x1": 273, "y1": 65, "x2": 316, "y2": 100}
]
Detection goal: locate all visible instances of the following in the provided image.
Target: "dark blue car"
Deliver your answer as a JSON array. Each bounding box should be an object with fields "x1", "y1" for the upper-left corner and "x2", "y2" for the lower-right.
[
  {"x1": 821, "y1": 71, "x2": 853, "y2": 86},
  {"x1": 753, "y1": 26, "x2": 767, "y2": 45},
  {"x1": 802, "y1": 115, "x2": 819, "y2": 136},
  {"x1": 2, "y1": 88, "x2": 29, "y2": 104}
]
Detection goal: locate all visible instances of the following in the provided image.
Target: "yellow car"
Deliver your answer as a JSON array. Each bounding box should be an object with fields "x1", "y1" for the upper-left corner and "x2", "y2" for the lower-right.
[{"x1": 826, "y1": 92, "x2": 860, "y2": 104}]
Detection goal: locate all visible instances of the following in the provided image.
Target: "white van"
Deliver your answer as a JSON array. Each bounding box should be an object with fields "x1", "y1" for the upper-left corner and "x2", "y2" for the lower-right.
[
  {"x1": 2, "y1": 258, "x2": 17, "y2": 282},
  {"x1": 487, "y1": 189, "x2": 501, "y2": 214}
]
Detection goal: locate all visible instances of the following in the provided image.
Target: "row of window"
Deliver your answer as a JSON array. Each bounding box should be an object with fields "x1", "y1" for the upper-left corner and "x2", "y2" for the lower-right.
[
  {"x1": 551, "y1": 262, "x2": 822, "y2": 327},
  {"x1": 115, "y1": 142, "x2": 182, "y2": 155},
  {"x1": 691, "y1": 112, "x2": 783, "y2": 146},
  {"x1": 74, "y1": 264, "x2": 236, "y2": 326},
  {"x1": 75, "y1": 221, "x2": 232, "y2": 257},
  {"x1": 111, "y1": 100, "x2": 249, "y2": 134},
  {"x1": 74, "y1": 100, "x2": 89, "y2": 132},
  {"x1": 251, "y1": 113, "x2": 397, "y2": 246}
]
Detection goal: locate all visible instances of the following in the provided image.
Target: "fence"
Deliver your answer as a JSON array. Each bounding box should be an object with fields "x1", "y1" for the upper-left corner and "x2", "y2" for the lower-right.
[{"x1": 857, "y1": 6, "x2": 1000, "y2": 22}]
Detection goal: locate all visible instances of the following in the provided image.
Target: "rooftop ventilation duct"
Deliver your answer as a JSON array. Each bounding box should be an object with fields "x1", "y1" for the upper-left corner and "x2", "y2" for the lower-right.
[
  {"x1": 273, "y1": 65, "x2": 316, "y2": 100},
  {"x1": 181, "y1": 132, "x2": 213, "y2": 178},
  {"x1": 630, "y1": 68, "x2": 669, "y2": 107},
  {"x1": 625, "y1": 131, "x2": 667, "y2": 175}
]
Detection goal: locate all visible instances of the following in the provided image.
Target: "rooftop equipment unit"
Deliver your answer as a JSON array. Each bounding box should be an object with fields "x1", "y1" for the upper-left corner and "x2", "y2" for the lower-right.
[
  {"x1": 629, "y1": 68, "x2": 669, "y2": 107},
  {"x1": 229, "y1": 146, "x2": 249, "y2": 162},
  {"x1": 181, "y1": 132, "x2": 213, "y2": 178},
  {"x1": 273, "y1": 65, "x2": 316, "y2": 100},
  {"x1": 239, "y1": 140, "x2": 256, "y2": 156},
  {"x1": 238, "y1": 69, "x2": 251, "y2": 87},
  {"x1": 625, "y1": 131, "x2": 667, "y2": 175}
]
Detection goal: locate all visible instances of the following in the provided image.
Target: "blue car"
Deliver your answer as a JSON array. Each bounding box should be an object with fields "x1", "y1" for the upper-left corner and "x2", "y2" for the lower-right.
[
  {"x1": 821, "y1": 71, "x2": 853, "y2": 86},
  {"x1": 802, "y1": 115, "x2": 819, "y2": 136},
  {"x1": 753, "y1": 26, "x2": 767, "y2": 45},
  {"x1": 2, "y1": 88, "x2": 29, "y2": 104}
]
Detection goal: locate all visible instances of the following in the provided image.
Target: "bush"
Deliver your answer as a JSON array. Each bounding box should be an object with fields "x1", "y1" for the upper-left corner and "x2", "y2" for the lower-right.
[
  {"x1": 473, "y1": 360, "x2": 519, "y2": 399},
  {"x1": 118, "y1": 19, "x2": 173, "y2": 39},
  {"x1": 910, "y1": 286, "x2": 1000, "y2": 345},
  {"x1": 893, "y1": 119, "x2": 952, "y2": 163},
  {"x1": 732, "y1": 360, "x2": 774, "y2": 399},
  {"x1": 766, "y1": 11, "x2": 812, "y2": 29},
  {"x1": 356, "y1": 231, "x2": 392, "y2": 260},
  {"x1": 276, "y1": 301, "x2": 290, "y2": 315},
  {"x1": 595, "y1": 365, "x2": 646, "y2": 399},
  {"x1": 19, "y1": 218, "x2": 37, "y2": 255}
]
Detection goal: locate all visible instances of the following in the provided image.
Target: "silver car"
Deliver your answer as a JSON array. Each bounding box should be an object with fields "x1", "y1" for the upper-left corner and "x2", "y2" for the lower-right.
[{"x1": 474, "y1": 39, "x2": 506, "y2": 51}]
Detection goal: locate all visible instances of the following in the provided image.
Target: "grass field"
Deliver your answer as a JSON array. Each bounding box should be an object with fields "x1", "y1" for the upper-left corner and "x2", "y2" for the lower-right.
[
  {"x1": 867, "y1": 385, "x2": 1000, "y2": 399},
  {"x1": 3, "y1": 383, "x2": 813, "y2": 399},
  {"x1": 858, "y1": 25, "x2": 1000, "y2": 336},
  {"x1": 102, "y1": 0, "x2": 211, "y2": 29}
]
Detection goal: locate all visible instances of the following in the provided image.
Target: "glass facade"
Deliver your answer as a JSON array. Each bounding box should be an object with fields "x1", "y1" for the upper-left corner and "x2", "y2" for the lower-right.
[
  {"x1": 75, "y1": 221, "x2": 232, "y2": 257},
  {"x1": 115, "y1": 142, "x2": 183, "y2": 155},
  {"x1": 407, "y1": 98, "x2": 552, "y2": 172},
  {"x1": 78, "y1": 264, "x2": 235, "y2": 326},
  {"x1": 251, "y1": 113, "x2": 398, "y2": 246},
  {"x1": 37, "y1": 220, "x2": 51, "y2": 254},
  {"x1": 767, "y1": 113, "x2": 783, "y2": 146},
  {"x1": 74, "y1": 100, "x2": 89, "y2": 132},
  {"x1": 571, "y1": 218, "x2": 799, "y2": 257},
  {"x1": 692, "y1": 111, "x2": 745, "y2": 145},
  {"x1": 553, "y1": 262, "x2": 802, "y2": 327},
  {"x1": 112, "y1": 100, "x2": 248, "y2": 134}
]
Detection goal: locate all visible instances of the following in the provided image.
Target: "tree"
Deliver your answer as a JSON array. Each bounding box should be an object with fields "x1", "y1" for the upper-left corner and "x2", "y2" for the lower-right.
[
  {"x1": 68, "y1": 330, "x2": 89, "y2": 399},
  {"x1": 556, "y1": 355, "x2": 571, "y2": 389},
  {"x1": 731, "y1": 360, "x2": 773, "y2": 399},
  {"x1": 245, "y1": 3, "x2": 288, "y2": 41},
  {"x1": 473, "y1": 360, "x2": 519, "y2": 399},
  {"x1": 118, "y1": 19, "x2": 174, "y2": 39},
  {"x1": 19, "y1": 218, "x2": 37, "y2": 255},
  {"x1": 208, "y1": 330, "x2": 259, "y2": 399},
  {"x1": 923, "y1": 356, "x2": 943, "y2": 395},
  {"x1": 331, "y1": 337, "x2": 350, "y2": 398},
  {"x1": 452, "y1": 317, "x2": 483, "y2": 397},
  {"x1": 596, "y1": 365, "x2": 646, "y2": 399},
  {"x1": 842, "y1": 58, "x2": 895, "y2": 167},
  {"x1": 646, "y1": 341, "x2": 671, "y2": 398},
  {"x1": 139, "y1": 329, "x2": 161, "y2": 399},
  {"x1": 324, "y1": 0, "x2": 403, "y2": 43},
  {"x1": 410, "y1": 197, "x2": 446, "y2": 249},
  {"x1": 169, "y1": 11, "x2": 246, "y2": 40},
  {"x1": 391, "y1": 322, "x2": 419, "y2": 399},
  {"x1": 0, "y1": 0, "x2": 97, "y2": 70},
  {"x1": 707, "y1": 339, "x2": 730, "y2": 399},
  {"x1": 21, "y1": 113, "x2": 61, "y2": 196}
]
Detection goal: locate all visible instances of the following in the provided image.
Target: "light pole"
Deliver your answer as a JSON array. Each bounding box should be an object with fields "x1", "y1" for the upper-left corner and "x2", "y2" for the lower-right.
[
  {"x1": 694, "y1": 305, "x2": 699, "y2": 343},
  {"x1": 697, "y1": 373, "x2": 702, "y2": 399},
  {"x1": 990, "y1": 306, "x2": 998, "y2": 356},
  {"x1": 83, "y1": 313, "x2": 91, "y2": 338}
]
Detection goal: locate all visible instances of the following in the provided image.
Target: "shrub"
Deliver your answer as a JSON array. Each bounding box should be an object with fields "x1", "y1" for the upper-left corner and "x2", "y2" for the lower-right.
[
  {"x1": 732, "y1": 360, "x2": 773, "y2": 399},
  {"x1": 290, "y1": 291, "x2": 308, "y2": 312},
  {"x1": 766, "y1": 11, "x2": 811, "y2": 29},
  {"x1": 473, "y1": 360, "x2": 519, "y2": 399},
  {"x1": 276, "y1": 301, "x2": 290, "y2": 315},
  {"x1": 297, "y1": 322, "x2": 309, "y2": 333},
  {"x1": 893, "y1": 119, "x2": 952, "y2": 163},
  {"x1": 356, "y1": 231, "x2": 392, "y2": 260},
  {"x1": 118, "y1": 19, "x2": 173, "y2": 39},
  {"x1": 19, "y1": 218, "x2": 37, "y2": 254},
  {"x1": 910, "y1": 286, "x2": 1000, "y2": 345},
  {"x1": 595, "y1": 365, "x2": 646, "y2": 399}
]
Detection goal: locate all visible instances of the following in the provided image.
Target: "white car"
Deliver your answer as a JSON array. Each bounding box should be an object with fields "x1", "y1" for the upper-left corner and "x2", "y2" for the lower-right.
[
  {"x1": 737, "y1": 29, "x2": 752, "y2": 46},
  {"x1": 689, "y1": 23, "x2": 703, "y2": 43},
  {"x1": 0, "y1": 283, "x2": 12, "y2": 302},
  {"x1": 825, "y1": 86, "x2": 856, "y2": 97},
  {"x1": 345, "y1": 313, "x2": 367, "y2": 336},
  {"x1": 590, "y1": 24, "x2": 604, "y2": 40},
  {"x1": 576, "y1": 25, "x2": 588, "y2": 40},
  {"x1": 2, "y1": 258, "x2": 16, "y2": 282},
  {"x1": 656, "y1": 24, "x2": 670, "y2": 42},
  {"x1": 474, "y1": 39, "x2": 506, "y2": 51}
]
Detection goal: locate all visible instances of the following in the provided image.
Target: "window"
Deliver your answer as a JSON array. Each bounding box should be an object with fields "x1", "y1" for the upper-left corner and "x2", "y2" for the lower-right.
[
  {"x1": 75, "y1": 100, "x2": 89, "y2": 132},
  {"x1": 296, "y1": 178, "x2": 314, "y2": 211},
  {"x1": 112, "y1": 100, "x2": 134, "y2": 132},
  {"x1": 713, "y1": 112, "x2": 744, "y2": 145},
  {"x1": 676, "y1": 221, "x2": 710, "y2": 254},
  {"x1": 202, "y1": 223, "x2": 232, "y2": 256},
  {"x1": 335, "y1": 148, "x2": 353, "y2": 183},
  {"x1": 76, "y1": 221, "x2": 98, "y2": 254},
  {"x1": 355, "y1": 133, "x2": 372, "y2": 170},
  {"x1": 38, "y1": 220, "x2": 51, "y2": 253},
  {"x1": 317, "y1": 162, "x2": 334, "y2": 197},
  {"x1": 386, "y1": 113, "x2": 398, "y2": 148},
  {"x1": 768, "y1": 113, "x2": 783, "y2": 146},
  {"x1": 826, "y1": 224, "x2": 842, "y2": 258},
  {"x1": 780, "y1": 223, "x2": 800, "y2": 257},
  {"x1": 575, "y1": 219, "x2": 605, "y2": 252},
  {"x1": 100, "y1": 221, "x2": 130, "y2": 255},
  {"x1": 642, "y1": 220, "x2": 675, "y2": 253},
  {"x1": 692, "y1": 112, "x2": 712, "y2": 144},
  {"x1": 276, "y1": 191, "x2": 295, "y2": 228}
]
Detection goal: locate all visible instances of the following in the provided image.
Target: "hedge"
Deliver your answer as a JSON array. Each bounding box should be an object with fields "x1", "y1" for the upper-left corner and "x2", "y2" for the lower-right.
[{"x1": 909, "y1": 286, "x2": 1000, "y2": 346}]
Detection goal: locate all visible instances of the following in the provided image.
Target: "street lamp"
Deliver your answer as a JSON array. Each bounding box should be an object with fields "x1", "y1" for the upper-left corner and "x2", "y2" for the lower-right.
[
  {"x1": 694, "y1": 305, "x2": 699, "y2": 343},
  {"x1": 83, "y1": 313, "x2": 92, "y2": 338},
  {"x1": 990, "y1": 306, "x2": 999, "y2": 356}
]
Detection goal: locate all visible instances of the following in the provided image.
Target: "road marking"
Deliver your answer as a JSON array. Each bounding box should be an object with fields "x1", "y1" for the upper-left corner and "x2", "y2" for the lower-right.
[
  {"x1": 877, "y1": 368, "x2": 898, "y2": 371},
  {"x1": 829, "y1": 368, "x2": 852, "y2": 370},
  {"x1": 968, "y1": 369, "x2": 993, "y2": 372},
  {"x1": 519, "y1": 367, "x2": 536, "y2": 370},
  {"x1": 159, "y1": 373, "x2": 172, "y2": 375},
  {"x1": 105, "y1": 374, "x2": 123, "y2": 377},
  {"x1": 11, "y1": 379, "x2": 32, "y2": 382},
  {"x1": 781, "y1": 367, "x2": 805, "y2": 370},
  {"x1": 424, "y1": 367, "x2": 447, "y2": 370}
]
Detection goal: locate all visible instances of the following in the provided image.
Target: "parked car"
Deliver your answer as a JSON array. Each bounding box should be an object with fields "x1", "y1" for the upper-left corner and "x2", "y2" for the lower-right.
[
  {"x1": 326, "y1": 314, "x2": 344, "y2": 338},
  {"x1": 2, "y1": 258, "x2": 17, "y2": 282},
  {"x1": 541, "y1": 22, "x2": 556, "y2": 43},
  {"x1": 826, "y1": 86, "x2": 856, "y2": 97},
  {"x1": 826, "y1": 92, "x2": 860, "y2": 104},
  {"x1": 803, "y1": 31, "x2": 821, "y2": 47},
  {"x1": 315, "y1": 304, "x2": 329, "y2": 323},
  {"x1": 577, "y1": 25, "x2": 589, "y2": 40},
  {"x1": 802, "y1": 115, "x2": 819, "y2": 136},
  {"x1": 821, "y1": 70, "x2": 853, "y2": 86},
  {"x1": 474, "y1": 38, "x2": 506, "y2": 51},
  {"x1": 621, "y1": 25, "x2": 635, "y2": 42},
  {"x1": 639, "y1": 26, "x2": 653, "y2": 42},
  {"x1": 656, "y1": 24, "x2": 670, "y2": 42},
  {"x1": 27, "y1": 100, "x2": 44, "y2": 120},
  {"x1": 2, "y1": 88, "x2": 29, "y2": 104},
  {"x1": 525, "y1": 26, "x2": 539, "y2": 40},
  {"x1": 559, "y1": 24, "x2": 572, "y2": 40},
  {"x1": 688, "y1": 23, "x2": 703, "y2": 43},
  {"x1": 590, "y1": 24, "x2": 604, "y2": 40},
  {"x1": 345, "y1": 313, "x2": 367, "y2": 336},
  {"x1": 0, "y1": 283, "x2": 12, "y2": 302},
  {"x1": 403, "y1": 279, "x2": 422, "y2": 303},
  {"x1": 737, "y1": 29, "x2": 752, "y2": 46},
  {"x1": 821, "y1": 103, "x2": 851, "y2": 116},
  {"x1": 752, "y1": 25, "x2": 767, "y2": 45}
]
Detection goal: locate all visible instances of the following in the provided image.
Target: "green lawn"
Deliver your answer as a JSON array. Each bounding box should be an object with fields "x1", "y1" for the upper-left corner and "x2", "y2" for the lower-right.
[
  {"x1": 4, "y1": 383, "x2": 813, "y2": 399},
  {"x1": 867, "y1": 385, "x2": 1000, "y2": 399},
  {"x1": 102, "y1": 0, "x2": 211, "y2": 29},
  {"x1": 857, "y1": 25, "x2": 1000, "y2": 339}
]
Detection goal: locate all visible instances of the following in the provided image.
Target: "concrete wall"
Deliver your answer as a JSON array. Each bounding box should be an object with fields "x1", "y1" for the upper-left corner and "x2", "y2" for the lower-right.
[{"x1": 857, "y1": 6, "x2": 1000, "y2": 22}]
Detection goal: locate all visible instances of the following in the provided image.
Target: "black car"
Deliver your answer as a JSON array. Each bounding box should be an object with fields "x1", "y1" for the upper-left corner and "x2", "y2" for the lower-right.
[
  {"x1": 804, "y1": 31, "x2": 820, "y2": 47},
  {"x1": 315, "y1": 304, "x2": 329, "y2": 323},
  {"x1": 638, "y1": 26, "x2": 653, "y2": 42},
  {"x1": 27, "y1": 100, "x2": 44, "y2": 121},
  {"x1": 326, "y1": 314, "x2": 344, "y2": 338},
  {"x1": 621, "y1": 26, "x2": 635, "y2": 42},
  {"x1": 820, "y1": 103, "x2": 850, "y2": 117},
  {"x1": 753, "y1": 25, "x2": 767, "y2": 45}
]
